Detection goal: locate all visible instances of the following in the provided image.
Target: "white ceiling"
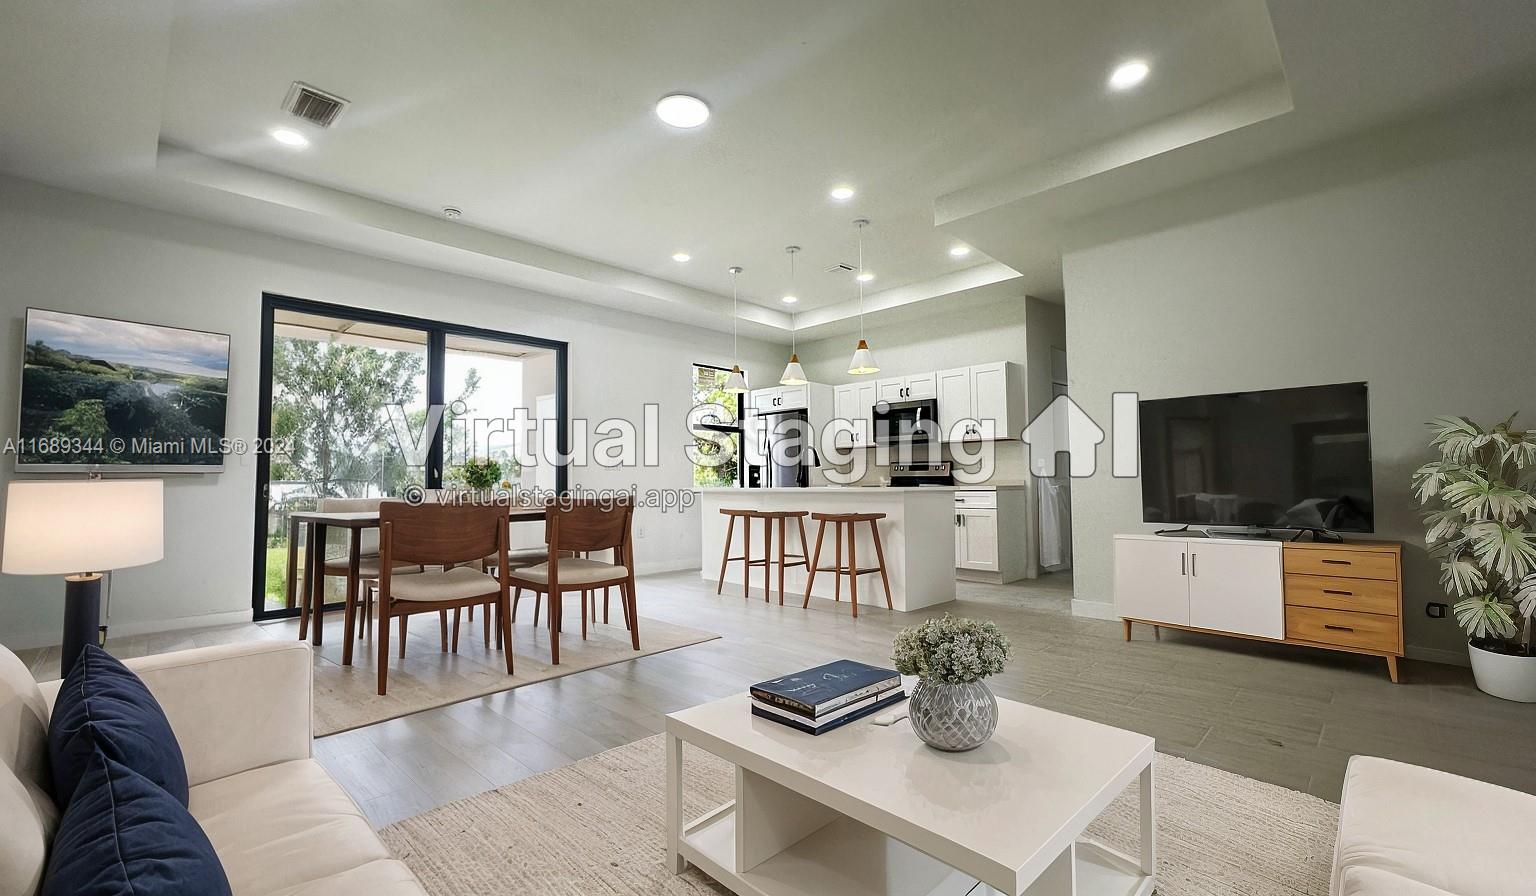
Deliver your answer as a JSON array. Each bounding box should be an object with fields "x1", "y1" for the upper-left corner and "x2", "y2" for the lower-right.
[{"x1": 3, "y1": 1, "x2": 1535, "y2": 336}]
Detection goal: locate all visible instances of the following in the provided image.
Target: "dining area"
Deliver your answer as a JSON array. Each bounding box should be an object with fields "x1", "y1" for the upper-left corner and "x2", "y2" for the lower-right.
[{"x1": 283, "y1": 492, "x2": 641, "y2": 695}]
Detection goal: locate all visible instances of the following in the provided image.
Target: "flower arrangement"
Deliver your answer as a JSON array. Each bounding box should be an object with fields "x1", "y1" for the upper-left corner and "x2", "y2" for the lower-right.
[
  {"x1": 891, "y1": 614, "x2": 1011, "y2": 684},
  {"x1": 455, "y1": 458, "x2": 503, "y2": 490}
]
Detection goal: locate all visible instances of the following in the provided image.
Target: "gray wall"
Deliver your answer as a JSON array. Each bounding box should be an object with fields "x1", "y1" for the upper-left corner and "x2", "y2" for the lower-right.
[{"x1": 1061, "y1": 88, "x2": 1536, "y2": 662}]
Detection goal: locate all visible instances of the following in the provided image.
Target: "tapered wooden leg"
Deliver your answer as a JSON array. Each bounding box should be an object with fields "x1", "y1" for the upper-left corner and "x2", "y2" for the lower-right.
[
  {"x1": 439, "y1": 610, "x2": 449, "y2": 652},
  {"x1": 298, "y1": 523, "x2": 315, "y2": 641},
  {"x1": 716, "y1": 514, "x2": 736, "y2": 595},
  {"x1": 342, "y1": 534, "x2": 361, "y2": 666},
  {"x1": 285, "y1": 517, "x2": 301, "y2": 611},
  {"x1": 1123, "y1": 619, "x2": 1132, "y2": 641},
  {"x1": 376, "y1": 610, "x2": 391, "y2": 696},
  {"x1": 848, "y1": 522, "x2": 859, "y2": 619},
  {"x1": 604, "y1": 586, "x2": 611, "y2": 624},
  {"x1": 803, "y1": 520, "x2": 826, "y2": 608},
  {"x1": 513, "y1": 586, "x2": 522, "y2": 622},
  {"x1": 533, "y1": 593, "x2": 542, "y2": 627},
  {"x1": 777, "y1": 517, "x2": 787, "y2": 606},
  {"x1": 581, "y1": 587, "x2": 589, "y2": 640},
  {"x1": 452, "y1": 607, "x2": 462, "y2": 652},
  {"x1": 833, "y1": 523, "x2": 842, "y2": 603},
  {"x1": 311, "y1": 524, "x2": 328, "y2": 646},
  {"x1": 499, "y1": 594, "x2": 514, "y2": 674},
  {"x1": 483, "y1": 599, "x2": 491, "y2": 644},
  {"x1": 399, "y1": 616, "x2": 408, "y2": 659},
  {"x1": 1386, "y1": 655, "x2": 1400, "y2": 683},
  {"x1": 868, "y1": 519, "x2": 893, "y2": 610},
  {"x1": 743, "y1": 520, "x2": 752, "y2": 600},
  {"x1": 762, "y1": 517, "x2": 773, "y2": 603},
  {"x1": 550, "y1": 589, "x2": 561, "y2": 665},
  {"x1": 625, "y1": 573, "x2": 640, "y2": 650}
]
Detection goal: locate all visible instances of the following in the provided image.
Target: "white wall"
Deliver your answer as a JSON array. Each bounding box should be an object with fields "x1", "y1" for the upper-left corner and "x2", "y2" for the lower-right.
[
  {"x1": 1061, "y1": 88, "x2": 1536, "y2": 662},
  {"x1": 0, "y1": 175, "x2": 785, "y2": 647}
]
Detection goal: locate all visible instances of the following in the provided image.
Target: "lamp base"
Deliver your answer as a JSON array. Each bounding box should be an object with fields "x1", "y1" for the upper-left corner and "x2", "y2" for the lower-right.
[{"x1": 61, "y1": 573, "x2": 104, "y2": 678}]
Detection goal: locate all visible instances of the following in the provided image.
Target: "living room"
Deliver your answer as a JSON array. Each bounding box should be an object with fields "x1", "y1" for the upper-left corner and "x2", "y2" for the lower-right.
[{"x1": 2, "y1": 2, "x2": 1535, "y2": 895}]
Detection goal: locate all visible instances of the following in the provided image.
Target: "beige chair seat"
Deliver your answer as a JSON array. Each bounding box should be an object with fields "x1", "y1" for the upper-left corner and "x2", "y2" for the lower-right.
[
  {"x1": 386, "y1": 565, "x2": 500, "y2": 602},
  {"x1": 510, "y1": 557, "x2": 626, "y2": 586},
  {"x1": 322, "y1": 554, "x2": 422, "y2": 578},
  {"x1": 481, "y1": 547, "x2": 550, "y2": 569}
]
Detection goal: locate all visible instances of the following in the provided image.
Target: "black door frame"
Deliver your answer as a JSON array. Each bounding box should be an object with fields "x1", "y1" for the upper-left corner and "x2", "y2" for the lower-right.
[{"x1": 252, "y1": 292, "x2": 570, "y2": 621}]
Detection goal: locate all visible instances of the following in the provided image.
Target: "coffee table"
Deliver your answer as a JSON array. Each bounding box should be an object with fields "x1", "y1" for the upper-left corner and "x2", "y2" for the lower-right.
[{"x1": 665, "y1": 693, "x2": 1155, "y2": 896}]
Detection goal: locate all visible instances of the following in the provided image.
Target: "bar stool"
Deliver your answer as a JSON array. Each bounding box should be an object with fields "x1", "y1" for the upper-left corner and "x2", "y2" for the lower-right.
[
  {"x1": 715, "y1": 509, "x2": 812, "y2": 604},
  {"x1": 802, "y1": 512, "x2": 893, "y2": 617}
]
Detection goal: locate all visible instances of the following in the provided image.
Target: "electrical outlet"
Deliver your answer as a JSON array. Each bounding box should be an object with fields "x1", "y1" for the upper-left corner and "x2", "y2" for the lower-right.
[
  {"x1": 635, "y1": 523, "x2": 648, "y2": 539},
  {"x1": 1427, "y1": 602, "x2": 1448, "y2": 619}
]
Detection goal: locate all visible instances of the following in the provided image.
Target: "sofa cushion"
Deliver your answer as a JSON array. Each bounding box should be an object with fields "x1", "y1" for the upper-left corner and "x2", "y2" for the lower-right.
[
  {"x1": 1340, "y1": 865, "x2": 1457, "y2": 896},
  {"x1": 1335, "y1": 755, "x2": 1536, "y2": 896},
  {"x1": 189, "y1": 759, "x2": 394, "y2": 895},
  {"x1": 49, "y1": 645, "x2": 188, "y2": 808},
  {"x1": 0, "y1": 647, "x2": 57, "y2": 896},
  {"x1": 267, "y1": 860, "x2": 427, "y2": 896},
  {"x1": 42, "y1": 749, "x2": 231, "y2": 896}
]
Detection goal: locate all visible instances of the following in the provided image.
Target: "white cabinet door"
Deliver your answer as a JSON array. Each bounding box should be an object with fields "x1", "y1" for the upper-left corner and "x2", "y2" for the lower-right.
[
  {"x1": 1187, "y1": 541, "x2": 1283, "y2": 639},
  {"x1": 747, "y1": 387, "x2": 778, "y2": 414},
  {"x1": 937, "y1": 367, "x2": 972, "y2": 439},
  {"x1": 971, "y1": 362, "x2": 1011, "y2": 439},
  {"x1": 905, "y1": 372, "x2": 938, "y2": 400},
  {"x1": 832, "y1": 385, "x2": 859, "y2": 448},
  {"x1": 957, "y1": 509, "x2": 999, "y2": 571},
  {"x1": 776, "y1": 385, "x2": 809, "y2": 411},
  {"x1": 852, "y1": 381, "x2": 877, "y2": 446},
  {"x1": 1113, "y1": 537, "x2": 1189, "y2": 625},
  {"x1": 876, "y1": 378, "x2": 906, "y2": 403},
  {"x1": 954, "y1": 510, "x2": 966, "y2": 567}
]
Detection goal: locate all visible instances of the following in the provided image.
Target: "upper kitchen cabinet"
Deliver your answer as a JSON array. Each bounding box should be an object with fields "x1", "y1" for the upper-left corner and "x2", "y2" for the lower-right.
[
  {"x1": 875, "y1": 372, "x2": 937, "y2": 403},
  {"x1": 832, "y1": 381, "x2": 878, "y2": 447},
  {"x1": 937, "y1": 361, "x2": 1026, "y2": 441},
  {"x1": 749, "y1": 384, "x2": 810, "y2": 413}
]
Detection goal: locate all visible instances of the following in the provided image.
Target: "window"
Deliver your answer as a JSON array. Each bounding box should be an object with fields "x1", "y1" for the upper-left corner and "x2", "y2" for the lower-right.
[{"x1": 690, "y1": 363, "x2": 742, "y2": 487}]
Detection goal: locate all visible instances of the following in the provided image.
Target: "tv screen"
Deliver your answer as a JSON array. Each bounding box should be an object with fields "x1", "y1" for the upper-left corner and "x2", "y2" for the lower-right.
[
  {"x1": 16, "y1": 308, "x2": 231, "y2": 471},
  {"x1": 1139, "y1": 382, "x2": 1373, "y2": 532}
]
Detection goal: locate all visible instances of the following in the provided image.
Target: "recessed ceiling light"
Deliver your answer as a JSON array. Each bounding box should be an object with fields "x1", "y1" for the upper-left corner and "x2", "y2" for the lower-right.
[
  {"x1": 1109, "y1": 60, "x2": 1150, "y2": 91},
  {"x1": 829, "y1": 185, "x2": 855, "y2": 202},
  {"x1": 782, "y1": 295, "x2": 799, "y2": 305},
  {"x1": 672, "y1": 252, "x2": 691, "y2": 263},
  {"x1": 655, "y1": 94, "x2": 710, "y2": 128},
  {"x1": 442, "y1": 207, "x2": 463, "y2": 220},
  {"x1": 856, "y1": 271, "x2": 874, "y2": 283},
  {"x1": 949, "y1": 245, "x2": 972, "y2": 258},
  {"x1": 270, "y1": 127, "x2": 309, "y2": 148}
]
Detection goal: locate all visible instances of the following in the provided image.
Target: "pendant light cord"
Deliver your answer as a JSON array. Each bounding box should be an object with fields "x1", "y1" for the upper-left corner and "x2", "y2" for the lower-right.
[
  {"x1": 788, "y1": 247, "x2": 798, "y2": 354},
  {"x1": 856, "y1": 221, "x2": 866, "y2": 341},
  {"x1": 731, "y1": 267, "x2": 740, "y2": 361}
]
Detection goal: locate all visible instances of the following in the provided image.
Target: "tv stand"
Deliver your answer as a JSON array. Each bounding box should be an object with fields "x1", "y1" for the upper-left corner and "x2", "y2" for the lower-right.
[
  {"x1": 1153, "y1": 524, "x2": 1193, "y2": 537},
  {"x1": 1113, "y1": 534, "x2": 1404, "y2": 681}
]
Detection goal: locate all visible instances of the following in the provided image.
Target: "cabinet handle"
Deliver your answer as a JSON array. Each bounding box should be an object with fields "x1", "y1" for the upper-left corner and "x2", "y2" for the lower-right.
[
  {"x1": 1323, "y1": 624, "x2": 1355, "y2": 632},
  {"x1": 1191, "y1": 553, "x2": 1197, "y2": 577},
  {"x1": 1321, "y1": 559, "x2": 1351, "y2": 565},
  {"x1": 1181, "y1": 553, "x2": 1186, "y2": 576},
  {"x1": 1323, "y1": 589, "x2": 1353, "y2": 596}
]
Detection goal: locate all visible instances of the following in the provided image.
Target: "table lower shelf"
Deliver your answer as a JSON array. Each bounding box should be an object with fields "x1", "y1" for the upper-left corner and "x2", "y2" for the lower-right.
[{"x1": 681, "y1": 801, "x2": 1152, "y2": 896}]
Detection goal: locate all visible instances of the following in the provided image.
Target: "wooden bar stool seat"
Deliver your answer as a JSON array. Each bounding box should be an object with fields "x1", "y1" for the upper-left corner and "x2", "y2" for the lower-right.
[
  {"x1": 715, "y1": 509, "x2": 812, "y2": 604},
  {"x1": 802, "y1": 512, "x2": 894, "y2": 618}
]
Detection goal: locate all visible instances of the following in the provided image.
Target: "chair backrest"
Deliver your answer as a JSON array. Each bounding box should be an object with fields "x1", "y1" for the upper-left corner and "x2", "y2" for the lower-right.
[
  {"x1": 0, "y1": 646, "x2": 56, "y2": 896},
  {"x1": 379, "y1": 501, "x2": 506, "y2": 568},
  {"x1": 547, "y1": 496, "x2": 633, "y2": 556},
  {"x1": 319, "y1": 496, "x2": 394, "y2": 555}
]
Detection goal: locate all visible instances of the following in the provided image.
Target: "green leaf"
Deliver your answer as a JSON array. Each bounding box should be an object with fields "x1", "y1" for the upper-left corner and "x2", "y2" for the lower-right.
[
  {"x1": 1429, "y1": 416, "x2": 1485, "y2": 465},
  {"x1": 1442, "y1": 475, "x2": 1536, "y2": 523},
  {"x1": 1465, "y1": 521, "x2": 1536, "y2": 583},
  {"x1": 1440, "y1": 558, "x2": 1486, "y2": 597},
  {"x1": 1422, "y1": 507, "x2": 1464, "y2": 544},
  {"x1": 1454, "y1": 595, "x2": 1518, "y2": 640},
  {"x1": 1516, "y1": 575, "x2": 1536, "y2": 620}
]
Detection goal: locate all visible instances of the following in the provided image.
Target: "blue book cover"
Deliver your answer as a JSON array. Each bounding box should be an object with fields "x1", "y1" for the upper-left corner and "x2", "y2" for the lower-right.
[
  {"x1": 751, "y1": 691, "x2": 907, "y2": 736},
  {"x1": 750, "y1": 660, "x2": 900, "y2": 717}
]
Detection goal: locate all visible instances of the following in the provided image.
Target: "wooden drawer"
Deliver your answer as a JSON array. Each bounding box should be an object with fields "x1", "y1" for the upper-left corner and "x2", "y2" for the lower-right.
[
  {"x1": 1286, "y1": 606, "x2": 1400, "y2": 653},
  {"x1": 1284, "y1": 574, "x2": 1400, "y2": 616},
  {"x1": 1283, "y1": 548, "x2": 1397, "y2": 581}
]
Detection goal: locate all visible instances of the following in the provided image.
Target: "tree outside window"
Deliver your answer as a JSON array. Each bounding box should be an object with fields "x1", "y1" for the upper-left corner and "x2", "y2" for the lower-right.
[{"x1": 691, "y1": 364, "x2": 742, "y2": 487}]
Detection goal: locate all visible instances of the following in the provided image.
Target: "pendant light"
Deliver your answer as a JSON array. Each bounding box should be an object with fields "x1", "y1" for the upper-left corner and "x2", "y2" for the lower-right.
[
  {"x1": 779, "y1": 246, "x2": 808, "y2": 385},
  {"x1": 847, "y1": 218, "x2": 879, "y2": 375},
  {"x1": 723, "y1": 266, "x2": 749, "y2": 393}
]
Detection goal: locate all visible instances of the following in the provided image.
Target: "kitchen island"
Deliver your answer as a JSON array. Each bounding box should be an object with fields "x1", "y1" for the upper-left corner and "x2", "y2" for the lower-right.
[{"x1": 697, "y1": 487, "x2": 957, "y2": 611}]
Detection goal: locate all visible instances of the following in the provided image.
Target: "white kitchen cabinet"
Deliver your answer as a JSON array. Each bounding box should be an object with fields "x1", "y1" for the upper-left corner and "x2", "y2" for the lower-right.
[
  {"x1": 749, "y1": 385, "x2": 810, "y2": 413},
  {"x1": 971, "y1": 362, "x2": 1012, "y2": 439},
  {"x1": 877, "y1": 373, "x2": 937, "y2": 403},
  {"x1": 953, "y1": 488, "x2": 1032, "y2": 581},
  {"x1": 956, "y1": 508, "x2": 999, "y2": 572},
  {"x1": 934, "y1": 362, "x2": 1021, "y2": 442},
  {"x1": 832, "y1": 381, "x2": 878, "y2": 447},
  {"x1": 937, "y1": 367, "x2": 972, "y2": 439},
  {"x1": 1113, "y1": 535, "x2": 1284, "y2": 639}
]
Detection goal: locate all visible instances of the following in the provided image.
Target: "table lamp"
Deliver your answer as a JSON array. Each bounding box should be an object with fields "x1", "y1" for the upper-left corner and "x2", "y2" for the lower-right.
[{"x1": 2, "y1": 479, "x2": 164, "y2": 676}]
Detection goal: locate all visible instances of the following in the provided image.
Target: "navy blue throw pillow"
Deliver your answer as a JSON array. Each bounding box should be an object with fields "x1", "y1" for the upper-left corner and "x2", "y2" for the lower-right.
[
  {"x1": 42, "y1": 749, "x2": 231, "y2": 896},
  {"x1": 48, "y1": 645, "x2": 189, "y2": 807}
]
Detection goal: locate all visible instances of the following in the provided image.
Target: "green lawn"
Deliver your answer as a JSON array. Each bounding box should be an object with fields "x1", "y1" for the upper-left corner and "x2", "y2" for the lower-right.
[{"x1": 264, "y1": 546, "x2": 289, "y2": 610}]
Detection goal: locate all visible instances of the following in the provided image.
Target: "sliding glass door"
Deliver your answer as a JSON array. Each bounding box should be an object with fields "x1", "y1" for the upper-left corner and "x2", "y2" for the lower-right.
[{"x1": 253, "y1": 294, "x2": 567, "y2": 620}]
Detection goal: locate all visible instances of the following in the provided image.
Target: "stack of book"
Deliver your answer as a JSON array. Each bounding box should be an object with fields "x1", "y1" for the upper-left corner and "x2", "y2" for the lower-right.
[{"x1": 749, "y1": 660, "x2": 906, "y2": 735}]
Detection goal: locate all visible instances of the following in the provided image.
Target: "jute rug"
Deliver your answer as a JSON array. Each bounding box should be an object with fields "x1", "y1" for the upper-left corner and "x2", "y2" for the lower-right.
[
  {"x1": 312, "y1": 613, "x2": 718, "y2": 736},
  {"x1": 382, "y1": 734, "x2": 1339, "y2": 896}
]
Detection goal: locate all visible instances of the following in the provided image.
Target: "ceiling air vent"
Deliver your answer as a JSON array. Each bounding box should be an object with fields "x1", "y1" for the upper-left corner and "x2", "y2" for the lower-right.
[
  {"x1": 282, "y1": 82, "x2": 348, "y2": 128},
  {"x1": 825, "y1": 262, "x2": 856, "y2": 273}
]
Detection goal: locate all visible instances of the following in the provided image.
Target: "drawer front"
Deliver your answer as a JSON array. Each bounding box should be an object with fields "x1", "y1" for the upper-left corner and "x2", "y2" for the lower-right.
[
  {"x1": 1283, "y1": 548, "x2": 1397, "y2": 581},
  {"x1": 1286, "y1": 606, "x2": 1400, "y2": 653},
  {"x1": 954, "y1": 490, "x2": 997, "y2": 509},
  {"x1": 1284, "y1": 575, "x2": 1400, "y2": 616}
]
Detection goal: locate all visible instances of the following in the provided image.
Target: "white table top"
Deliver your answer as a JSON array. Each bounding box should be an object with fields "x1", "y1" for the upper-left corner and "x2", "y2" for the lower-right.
[{"x1": 667, "y1": 692, "x2": 1154, "y2": 891}]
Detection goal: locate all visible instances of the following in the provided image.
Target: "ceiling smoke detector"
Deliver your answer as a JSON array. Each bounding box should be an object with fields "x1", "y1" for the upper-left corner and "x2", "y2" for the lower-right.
[{"x1": 282, "y1": 81, "x2": 349, "y2": 128}]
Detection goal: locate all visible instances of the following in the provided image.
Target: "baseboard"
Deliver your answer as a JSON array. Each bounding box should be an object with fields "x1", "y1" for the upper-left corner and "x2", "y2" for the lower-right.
[
  {"x1": 4, "y1": 608, "x2": 254, "y2": 651},
  {"x1": 1071, "y1": 599, "x2": 1119, "y2": 621},
  {"x1": 1405, "y1": 644, "x2": 1471, "y2": 667}
]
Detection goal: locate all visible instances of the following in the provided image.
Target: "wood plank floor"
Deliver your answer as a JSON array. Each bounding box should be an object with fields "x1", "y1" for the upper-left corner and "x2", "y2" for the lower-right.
[{"x1": 20, "y1": 569, "x2": 1536, "y2": 828}]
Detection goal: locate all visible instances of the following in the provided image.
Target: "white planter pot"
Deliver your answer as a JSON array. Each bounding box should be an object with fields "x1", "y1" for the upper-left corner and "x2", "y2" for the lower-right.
[{"x1": 1469, "y1": 641, "x2": 1536, "y2": 703}]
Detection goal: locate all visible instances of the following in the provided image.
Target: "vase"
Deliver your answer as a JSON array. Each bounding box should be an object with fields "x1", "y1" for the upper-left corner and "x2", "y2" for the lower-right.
[{"x1": 907, "y1": 678, "x2": 998, "y2": 752}]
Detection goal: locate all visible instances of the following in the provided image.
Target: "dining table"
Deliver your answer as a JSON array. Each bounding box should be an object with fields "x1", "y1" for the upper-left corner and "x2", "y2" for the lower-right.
[{"x1": 285, "y1": 505, "x2": 548, "y2": 665}]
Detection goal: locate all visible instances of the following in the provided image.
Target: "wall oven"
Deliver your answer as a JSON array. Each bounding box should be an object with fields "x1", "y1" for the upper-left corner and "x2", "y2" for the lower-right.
[{"x1": 872, "y1": 398, "x2": 939, "y2": 444}]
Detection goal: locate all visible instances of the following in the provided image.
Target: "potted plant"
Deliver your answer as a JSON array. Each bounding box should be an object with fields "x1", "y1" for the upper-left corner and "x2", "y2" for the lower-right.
[
  {"x1": 891, "y1": 614, "x2": 1011, "y2": 751},
  {"x1": 1414, "y1": 415, "x2": 1536, "y2": 701},
  {"x1": 456, "y1": 458, "x2": 503, "y2": 492}
]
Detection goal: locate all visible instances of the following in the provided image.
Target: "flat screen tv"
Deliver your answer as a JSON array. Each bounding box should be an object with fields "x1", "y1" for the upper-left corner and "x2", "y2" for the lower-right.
[
  {"x1": 1139, "y1": 382, "x2": 1373, "y2": 532},
  {"x1": 16, "y1": 308, "x2": 231, "y2": 472}
]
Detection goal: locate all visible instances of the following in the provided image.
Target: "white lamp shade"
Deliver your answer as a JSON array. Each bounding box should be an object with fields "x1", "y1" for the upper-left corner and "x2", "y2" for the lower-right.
[
  {"x1": 779, "y1": 355, "x2": 808, "y2": 386},
  {"x1": 2, "y1": 479, "x2": 164, "y2": 575},
  {"x1": 847, "y1": 339, "x2": 880, "y2": 375},
  {"x1": 723, "y1": 365, "x2": 749, "y2": 393}
]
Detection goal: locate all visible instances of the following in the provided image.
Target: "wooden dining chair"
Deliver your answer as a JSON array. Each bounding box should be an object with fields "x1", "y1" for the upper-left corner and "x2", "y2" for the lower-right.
[
  {"x1": 376, "y1": 501, "x2": 514, "y2": 695},
  {"x1": 312, "y1": 497, "x2": 426, "y2": 644},
  {"x1": 506, "y1": 497, "x2": 639, "y2": 665}
]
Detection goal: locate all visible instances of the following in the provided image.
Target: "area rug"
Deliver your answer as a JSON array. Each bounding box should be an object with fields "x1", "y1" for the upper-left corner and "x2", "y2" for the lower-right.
[
  {"x1": 312, "y1": 614, "x2": 718, "y2": 736},
  {"x1": 381, "y1": 734, "x2": 1339, "y2": 896}
]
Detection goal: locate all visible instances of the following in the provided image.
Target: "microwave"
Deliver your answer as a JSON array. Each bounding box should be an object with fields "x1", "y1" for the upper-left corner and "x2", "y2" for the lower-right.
[{"x1": 872, "y1": 398, "x2": 939, "y2": 444}]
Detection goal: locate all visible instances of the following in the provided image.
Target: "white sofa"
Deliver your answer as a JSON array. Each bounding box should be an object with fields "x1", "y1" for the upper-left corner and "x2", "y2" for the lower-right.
[
  {"x1": 0, "y1": 640, "x2": 427, "y2": 896},
  {"x1": 1333, "y1": 755, "x2": 1536, "y2": 896}
]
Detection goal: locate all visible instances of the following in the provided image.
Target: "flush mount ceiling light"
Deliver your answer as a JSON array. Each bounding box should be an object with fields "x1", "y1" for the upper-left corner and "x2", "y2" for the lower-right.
[
  {"x1": 780, "y1": 247, "x2": 808, "y2": 386},
  {"x1": 949, "y1": 245, "x2": 972, "y2": 258},
  {"x1": 1109, "y1": 60, "x2": 1150, "y2": 90},
  {"x1": 724, "y1": 266, "x2": 748, "y2": 393},
  {"x1": 847, "y1": 219, "x2": 879, "y2": 376},
  {"x1": 270, "y1": 127, "x2": 310, "y2": 148},
  {"x1": 829, "y1": 185, "x2": 855, "y2": 202},
  {"x1": 672, "y1": 252, "x2": 691, "y2": 263},
  {"x1": 655, "y1": 94, "x2": 710, "y2": 128}
]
